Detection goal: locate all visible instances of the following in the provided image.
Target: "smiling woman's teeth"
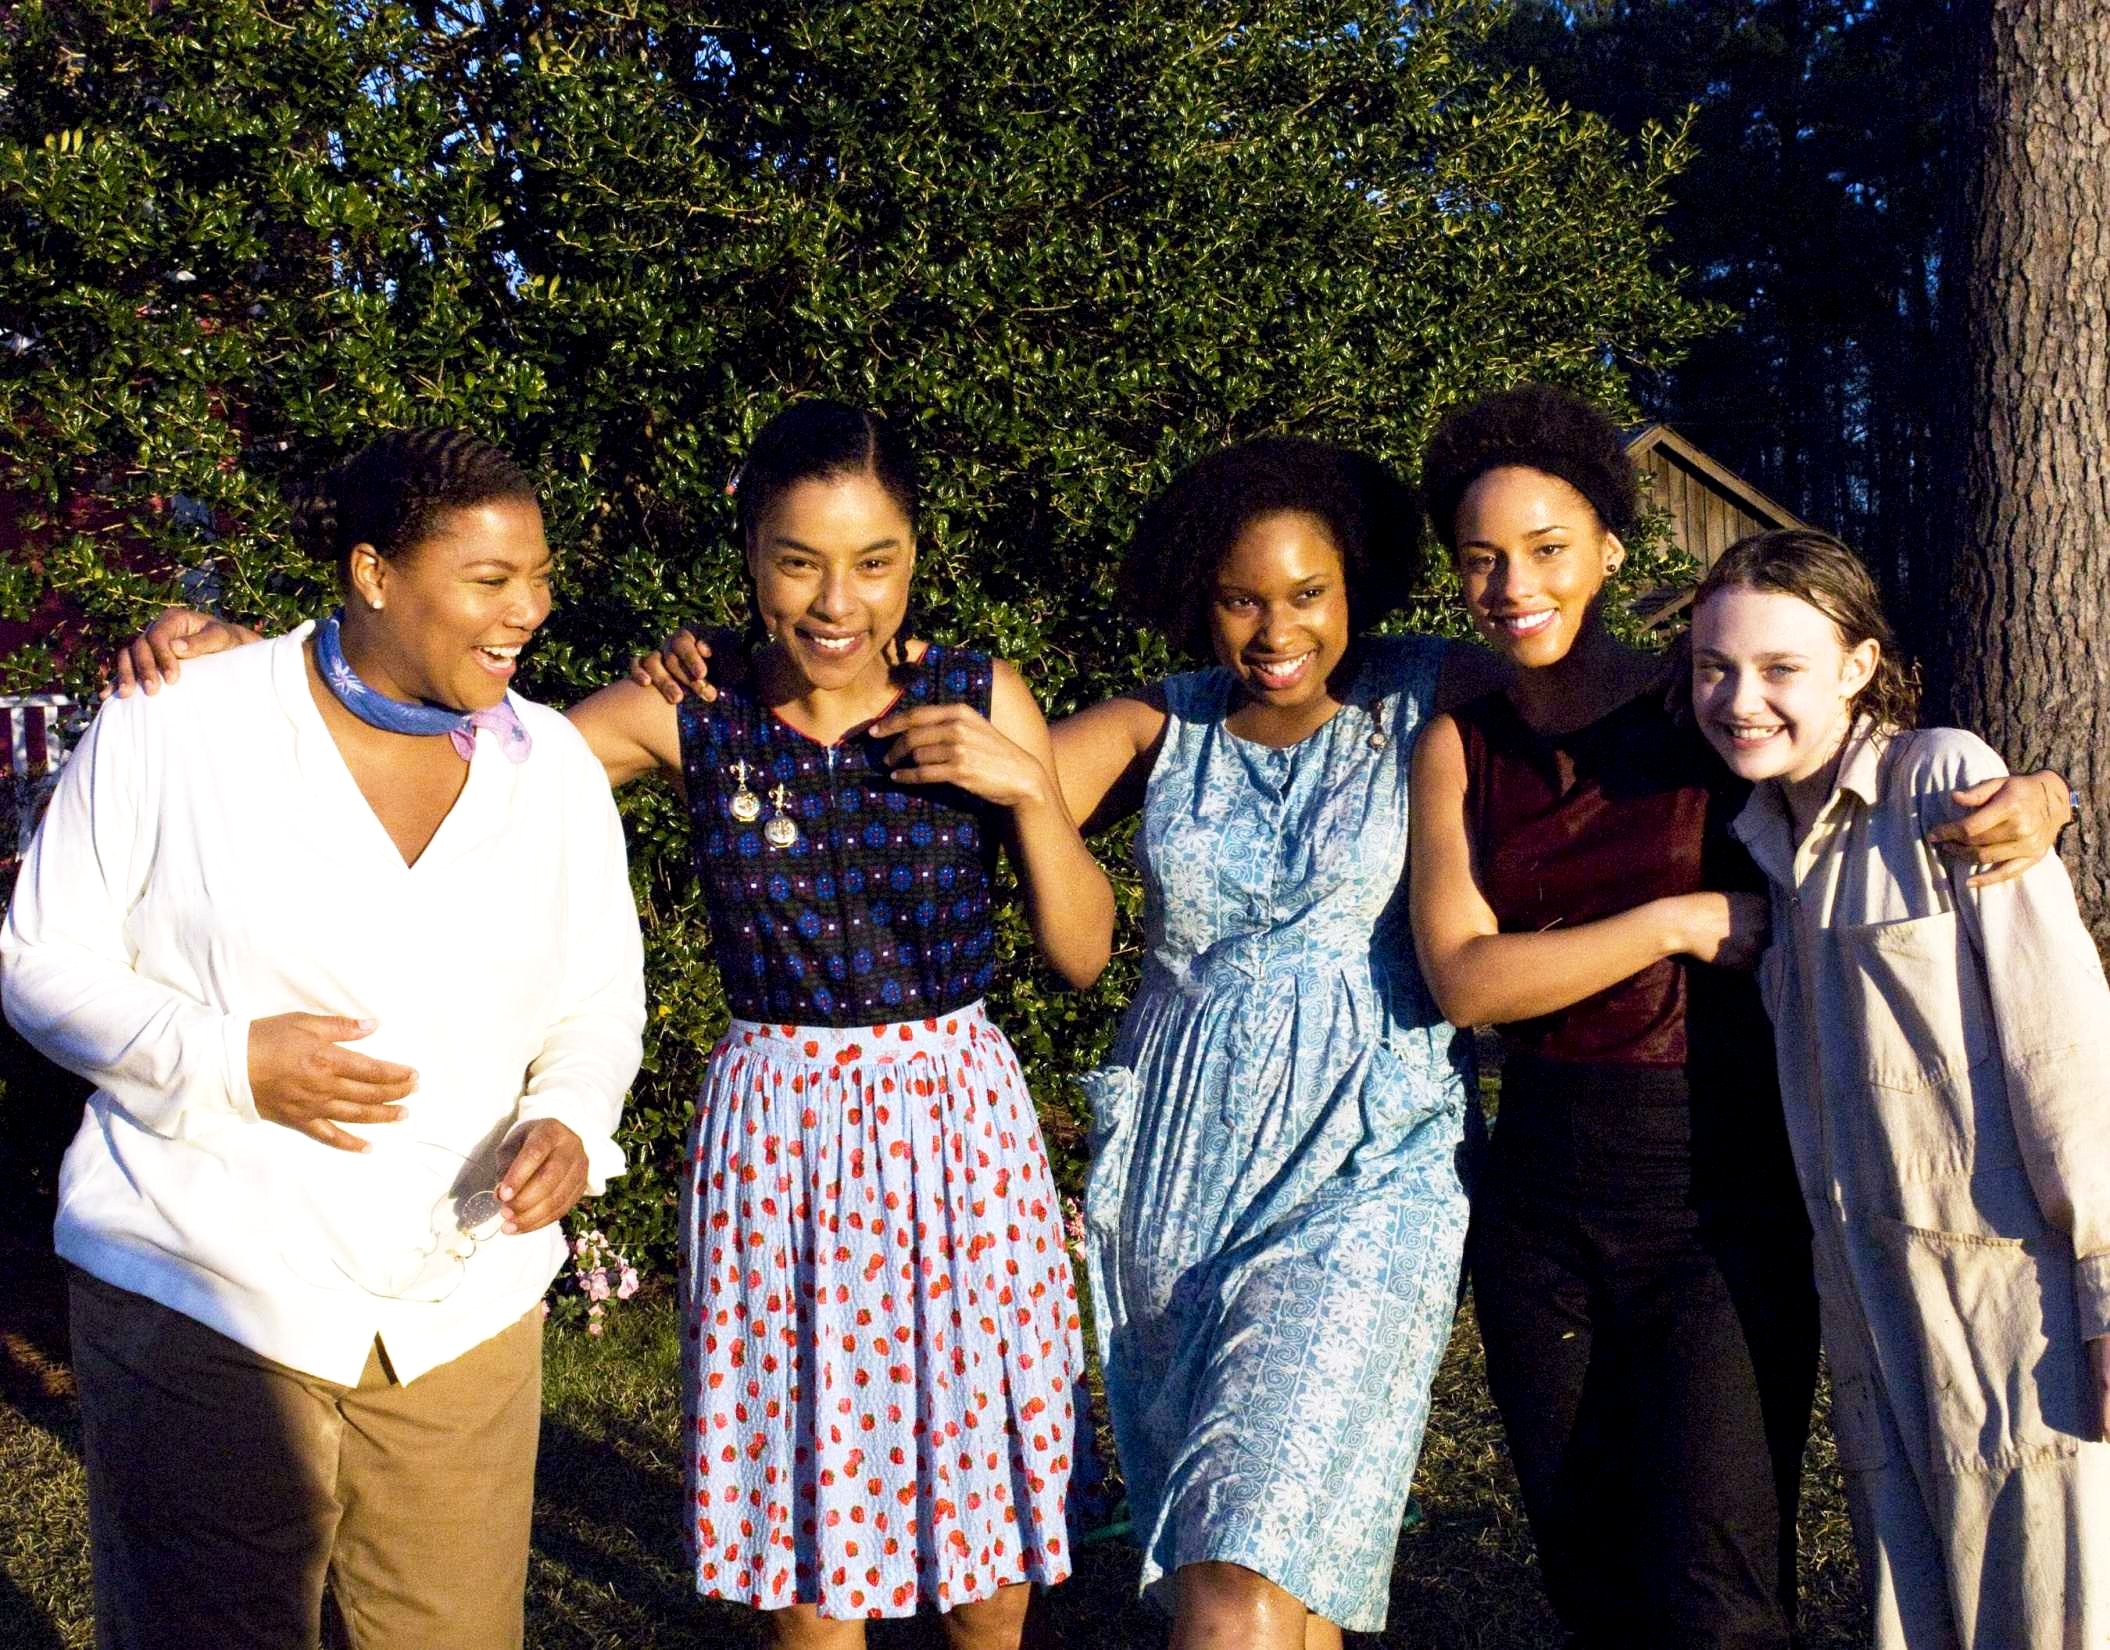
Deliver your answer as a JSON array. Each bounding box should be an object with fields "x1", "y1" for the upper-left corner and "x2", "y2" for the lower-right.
[
  {"x1": 805, "y1": 633, "x2": 859, "y2": 655},
  {"x1": 1725, "y1": 725, "x2": 1782, "y2": 745},
  {"x1": 1496, "y1": 610, "x2": 1556, "y2": 637},
  {"x1": 477, "y1": 644, "x2": 521, "y2": 662},
  {"x1": 1251, "y1": 655, "x2": 1311, "y2": 687}
]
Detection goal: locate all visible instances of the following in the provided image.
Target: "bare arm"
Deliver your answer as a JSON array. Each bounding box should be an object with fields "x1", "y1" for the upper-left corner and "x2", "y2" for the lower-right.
[
  {"x1": 564, "y1": 678, "x2": 684, "y2": 788},
  {"x1": 114, "y1": 607, "x2": 680, "y2": 792},
  {"x1": 1048, "y1": 689, "x2": 1168, "y2": 834},
  {"x1": 875, "y1": 661, "x2": 1114, "y2": 990},
  {"x1": 1406, "y1": 711, "x2": 1765, "y2": 1029}
]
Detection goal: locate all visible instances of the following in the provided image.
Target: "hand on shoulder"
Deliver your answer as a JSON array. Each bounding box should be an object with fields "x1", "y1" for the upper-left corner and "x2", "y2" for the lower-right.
[
  {"x1": 101, "y1": 606, "x2": 264, "y2": 700},
  {"x1": 1907, "y1": 725, "x2": 2070, "y2": 889},
  {"x1": 628, "y1": 624, "x2": 720, "y2": 705}
]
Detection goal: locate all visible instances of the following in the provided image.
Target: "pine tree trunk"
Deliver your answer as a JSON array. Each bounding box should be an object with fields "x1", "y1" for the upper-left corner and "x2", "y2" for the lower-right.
[{"x1": 1948, "y1": 0, "x2": 2110, "y2": 946}]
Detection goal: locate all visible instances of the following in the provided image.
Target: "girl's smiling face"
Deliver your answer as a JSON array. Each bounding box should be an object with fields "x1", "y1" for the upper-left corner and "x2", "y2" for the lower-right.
[
  {"x1": 1207, "y1": 510, "x2": 1353, "y2": 711},
  {"x1": 1690, "y1": 583, "x2": 1879, "y2": 788},
  {"x1": 1452, "y1": 466, "x2": 1623, "y2": 668},
  {"x1": 747, "y1": 470, "x2": 915, "y2": 691}
]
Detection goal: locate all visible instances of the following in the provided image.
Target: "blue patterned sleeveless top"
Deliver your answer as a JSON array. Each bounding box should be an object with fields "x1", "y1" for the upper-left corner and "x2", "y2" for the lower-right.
[{"x1": 677, "y1": 643, "x2": 1002, "y2": 1027}]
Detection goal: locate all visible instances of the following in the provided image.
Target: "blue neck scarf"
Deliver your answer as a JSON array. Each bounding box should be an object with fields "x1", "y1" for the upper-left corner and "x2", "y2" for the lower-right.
[{"x1": 315, "y1": 609, "x2": 531, "y2": 763}]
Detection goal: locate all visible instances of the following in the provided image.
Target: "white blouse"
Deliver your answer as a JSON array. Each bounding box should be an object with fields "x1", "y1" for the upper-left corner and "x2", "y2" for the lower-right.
[{"x1": 2, "y1": 628, "x2": 645, "y2": 1383}]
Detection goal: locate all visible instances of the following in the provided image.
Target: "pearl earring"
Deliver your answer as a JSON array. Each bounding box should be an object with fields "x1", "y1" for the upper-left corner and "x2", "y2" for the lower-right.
[{"x1": 369, "y1": 598, "x2": 384, "y2": 611}]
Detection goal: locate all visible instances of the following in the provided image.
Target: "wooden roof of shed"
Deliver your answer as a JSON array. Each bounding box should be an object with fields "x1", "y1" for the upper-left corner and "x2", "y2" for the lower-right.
[
  {"x1": 1624, "y1": 422, "x2": 1810, "y2": 627},
  {"x1": 1624, "y1": 422, "x2": 1808, "y2": 533}
]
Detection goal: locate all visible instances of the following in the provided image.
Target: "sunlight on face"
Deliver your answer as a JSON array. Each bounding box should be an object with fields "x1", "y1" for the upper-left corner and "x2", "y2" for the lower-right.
[
  {"x1": 1452, "y1": 467, "x2": 1622, "y2": 669},
  {"x1": 350, "y1": 497, "x2": 553, "y2": 712},
  {"x1": 1690, "y1": 584, "x2": 1878, "y2": 789},
  {"x1": 1206, "y1": 510, "x2": 1352, "y2": 710},
  {"x1": 747, "y1": 471, "x2": 915, "y2": 691}
]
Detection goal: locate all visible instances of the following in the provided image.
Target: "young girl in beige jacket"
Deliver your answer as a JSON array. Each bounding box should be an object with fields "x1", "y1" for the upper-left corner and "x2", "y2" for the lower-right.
[{"x1": 1688, "y1": 527, "x2": 2110, "y2": 1650}]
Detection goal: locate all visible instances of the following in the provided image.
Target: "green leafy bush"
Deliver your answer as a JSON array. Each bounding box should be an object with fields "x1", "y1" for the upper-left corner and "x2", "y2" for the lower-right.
[{"x1": 0, "y1": 0, "x2": 1710, "y2": 1274}]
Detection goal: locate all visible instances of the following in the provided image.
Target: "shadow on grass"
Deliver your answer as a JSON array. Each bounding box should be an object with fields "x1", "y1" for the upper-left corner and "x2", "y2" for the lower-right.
[
  {"x1": 0, "y1": 1247, "x2": 1867, "y2": 1649},
  {"x1": 527, "y1": 1406, "x2": 720, "y2": 1648},
  {"x1": 519, "y1": 1294, "x2": 1555, "y2": 1650},
  {"x1": 0, "y1": 1572, "x2": 68, "y2": 1650},
  {"x1": 0, "y1": 1380, "x2": 88, "y2": 1650}
]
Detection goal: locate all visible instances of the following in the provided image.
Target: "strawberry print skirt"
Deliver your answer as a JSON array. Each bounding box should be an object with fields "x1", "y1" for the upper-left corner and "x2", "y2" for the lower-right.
[{"x1": 679, "y1": 1004, "x2": 1081, "y2": 1619}]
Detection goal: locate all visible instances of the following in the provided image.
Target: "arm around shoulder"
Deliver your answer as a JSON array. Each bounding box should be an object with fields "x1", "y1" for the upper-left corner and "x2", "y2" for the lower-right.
[
  {"x1": 988, "y1": 659, "x2": 1116, "y2": 990},
  {"x1": 1048, "y1": 685, "x2": 1169, "y2": 835},
  {"x1": 565, "y1": 675, "x2": 686, "y2": 788},
  {"x1": 1915, "y1": 724, "x2": 2072, "y2": 886}
]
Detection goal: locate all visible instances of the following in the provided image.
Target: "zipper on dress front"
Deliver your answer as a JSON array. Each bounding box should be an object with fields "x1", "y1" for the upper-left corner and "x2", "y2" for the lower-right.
[{"x1": 825, "y1": 744, "x2": 849, "y2": 953}]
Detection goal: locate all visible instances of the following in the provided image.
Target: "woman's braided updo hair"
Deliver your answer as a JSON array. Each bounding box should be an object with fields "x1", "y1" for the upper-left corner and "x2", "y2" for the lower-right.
[
  {"x1": 1121, "y1": 437, "x2": 1426, "y2": 659},
  {"x1": 1695, "y1": 528, "x2": 1921, "y2": 731},
  {"x1": 733, "y1": 400, "x2": 921, "y2": 659},
  {"x1": 1420, "y1": 383, "x2": 1637, "y2": 553},
  {"x1": 287, "y1": 427, "x2": 536, "y2": 573}
]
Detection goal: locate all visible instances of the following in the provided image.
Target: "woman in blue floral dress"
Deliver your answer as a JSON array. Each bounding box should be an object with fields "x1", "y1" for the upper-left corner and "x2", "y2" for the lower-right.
[{"x1": 1051, "y1": 440, "x2": 1494, "y2": 1648}]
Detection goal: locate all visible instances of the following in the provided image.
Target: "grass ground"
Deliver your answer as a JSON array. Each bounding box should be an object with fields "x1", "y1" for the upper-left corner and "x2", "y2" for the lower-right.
[{"x1": 0, "y1": 1234, "x2": 1872, "y2": 1650}]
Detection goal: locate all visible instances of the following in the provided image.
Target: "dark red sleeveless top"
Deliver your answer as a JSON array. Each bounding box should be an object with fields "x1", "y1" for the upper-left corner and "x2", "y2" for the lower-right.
[{"x1": 1452, "y1": 686, "x2": 1773, "y2": 1073}]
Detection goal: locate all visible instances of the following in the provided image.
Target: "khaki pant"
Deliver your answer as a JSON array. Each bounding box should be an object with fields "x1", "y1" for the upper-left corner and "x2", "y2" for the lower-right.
[{"x1": 67, "y1": 1269, "x2": 543, "y2": 1650}]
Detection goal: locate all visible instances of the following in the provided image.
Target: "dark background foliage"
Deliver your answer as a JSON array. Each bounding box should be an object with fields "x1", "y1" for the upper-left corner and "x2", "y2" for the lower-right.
[
  {"x1": 1487, "y1": 0, "x2": 1965, "y2": 660},
  {"x1": 0, "y1": 0, "x2": 1710, "y2": 1271}
]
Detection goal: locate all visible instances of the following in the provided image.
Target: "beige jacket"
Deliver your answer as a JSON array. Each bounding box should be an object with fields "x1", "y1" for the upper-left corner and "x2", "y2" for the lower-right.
[{"x1": 1736, "y1": 720, "x2": 2110, "y2": 1647}]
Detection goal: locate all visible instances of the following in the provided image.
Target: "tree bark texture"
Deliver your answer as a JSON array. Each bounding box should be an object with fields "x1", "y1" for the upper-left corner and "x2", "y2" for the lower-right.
[{"x1": 1950, "y1": 0, "x2": 2110, "y2": 946}]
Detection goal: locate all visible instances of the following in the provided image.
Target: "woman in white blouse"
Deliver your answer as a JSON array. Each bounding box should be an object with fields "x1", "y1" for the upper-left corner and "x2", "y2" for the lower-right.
[{"x1": 1, "y1": 428, "x2": 645, "y2": 1650}]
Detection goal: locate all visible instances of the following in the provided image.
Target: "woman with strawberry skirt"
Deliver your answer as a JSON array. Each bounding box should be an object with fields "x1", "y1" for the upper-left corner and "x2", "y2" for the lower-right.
[{"x1": 585, "y1": 399, "x2": 1115, "y2": 1649}]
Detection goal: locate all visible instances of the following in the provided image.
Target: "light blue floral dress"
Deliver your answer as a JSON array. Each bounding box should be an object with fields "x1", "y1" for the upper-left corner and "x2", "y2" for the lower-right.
[{"x1": 1083, "y1": 634, "x2": 1474, "y2": 1632}]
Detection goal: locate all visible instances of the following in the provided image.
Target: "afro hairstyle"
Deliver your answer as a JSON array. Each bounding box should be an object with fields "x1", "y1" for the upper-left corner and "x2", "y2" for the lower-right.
[
  {"x1": 1420, "y1": 384, "x2": 1636, "y2": 554},
  {"x1": 1120, "y1": 437, "x2": 1425, "y2": 659}
]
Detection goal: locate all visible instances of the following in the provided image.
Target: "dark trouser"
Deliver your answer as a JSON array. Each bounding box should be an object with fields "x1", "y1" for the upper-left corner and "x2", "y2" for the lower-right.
[
  {"x1": 67, "y1": 1268, "x2": 543, "y2": 1650},
  {"x1": 1471, "y1": 1057, "x2": 1818, "y2": 1650}
]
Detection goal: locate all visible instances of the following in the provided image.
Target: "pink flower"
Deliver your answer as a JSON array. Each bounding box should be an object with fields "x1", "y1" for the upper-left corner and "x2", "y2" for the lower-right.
[
  {"x1": 556, "y1": 1223, "x2": 644, "y2": 1330},
  {"x1": 1062, "y1": 1195, "x2": 1086, "y2": 1254}
]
